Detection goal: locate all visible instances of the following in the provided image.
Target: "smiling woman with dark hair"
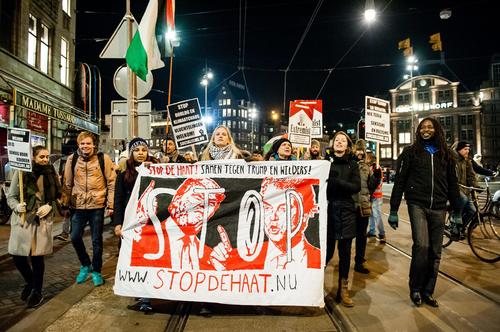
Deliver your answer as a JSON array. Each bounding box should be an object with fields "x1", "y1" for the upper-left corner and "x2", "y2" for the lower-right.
[{"x1": 389, "y1": 117, "x2": 461, "y2": 308}]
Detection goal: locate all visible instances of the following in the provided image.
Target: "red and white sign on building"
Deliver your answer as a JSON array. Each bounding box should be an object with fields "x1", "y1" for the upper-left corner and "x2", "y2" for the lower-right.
[{"x1": 288, "y1": 100, "x2": 316, "y2": 148}]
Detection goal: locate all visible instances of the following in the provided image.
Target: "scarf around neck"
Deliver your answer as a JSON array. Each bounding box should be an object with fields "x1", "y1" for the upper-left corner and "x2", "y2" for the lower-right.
[{"x1": 209, "y1": 145, "x2": 233, "y2": 160}]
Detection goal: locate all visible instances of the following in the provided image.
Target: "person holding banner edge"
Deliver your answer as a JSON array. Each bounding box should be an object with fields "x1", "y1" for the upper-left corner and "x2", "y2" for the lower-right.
[
  {"x1": 325, "y1": 131, "x2": 360, "y2": 307},
  {"x1": 7, "y1": 145, "x2": 61, "y2": 308},
  {"x1": 113, "y1": 137, "x2": 157, "y2": 313}
]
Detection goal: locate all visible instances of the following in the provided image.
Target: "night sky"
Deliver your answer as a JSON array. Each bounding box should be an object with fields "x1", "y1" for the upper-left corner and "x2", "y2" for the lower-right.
[{"x1": 76, "y1": 0, "x2": 500, "y2": 127}]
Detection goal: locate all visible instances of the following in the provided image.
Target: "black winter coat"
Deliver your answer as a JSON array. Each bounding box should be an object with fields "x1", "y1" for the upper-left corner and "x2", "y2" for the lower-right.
[
  {"x1": 112, "y1": 171, "x2": 136, "y2": 226},
  {"x1": 390, "y1": 145, "x2": 460, "y2": 212},
  {"x1": 326, "y1": 153, "x2": 361, "y2": 240}
]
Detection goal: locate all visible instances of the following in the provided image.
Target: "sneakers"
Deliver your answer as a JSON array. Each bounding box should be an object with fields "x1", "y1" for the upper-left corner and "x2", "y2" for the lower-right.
[
  {"x1": 26, "y1": 290, "x2": 44, "y2": 308},
  {"x1": 76, "y1": 265, "x2": 92, "y2": 284},
  {"x1": 55, "y1": 233, "x2": 70, "y2": 242},
  {"x1": 21, "y1": 284, "x2": 32, "y2": 302},
  {"x1": 377, "y1": 235, "x2": 386, "y2": 243},
  {"x1": 91, "y1": 272, "x2": 104, "y2": 287},
  {"x1": 354, "y1": 263, "x2": 370, "y2": 274}
]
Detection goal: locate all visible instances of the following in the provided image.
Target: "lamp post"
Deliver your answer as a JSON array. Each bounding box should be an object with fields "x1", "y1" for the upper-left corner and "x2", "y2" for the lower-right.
[
  {"x1": 404, "y1": 55, "x2": 418, "y2": 143},
  {"x1": 271, "y1": 110, "x2": 279, "y2": 134},
  {"x1": 200, "y1": 68, "x2": 213, "y2": 129},
  {"x1": 249, "y1": 108, "x2": 257, "y2": 150}
]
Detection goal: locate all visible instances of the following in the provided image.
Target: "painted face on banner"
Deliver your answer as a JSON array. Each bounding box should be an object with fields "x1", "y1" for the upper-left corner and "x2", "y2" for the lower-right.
[
  {"x1": 168, "y1": 178, "x2": 225, "y2": 236},
  {"x1": 262, "y1": 183, "x2": 300, "y2": 247}
]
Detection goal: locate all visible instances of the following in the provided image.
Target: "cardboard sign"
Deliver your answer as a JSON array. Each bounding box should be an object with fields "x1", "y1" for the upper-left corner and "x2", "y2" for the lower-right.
[
  {"x1": 168, "y1": 98, "x2": 209, "y2": 148},
  {"x1": 288, "y1": 101, "x2": 313, "y2": 148},
  {"x1": 114, "y1": 160, "x2": 330, "y2": 307},
  {"x1": 7, "y1": 128, "x2": 32, "y2": 171},
  {"x1": 365, "y1": 96, "x2": 391, "y2": 144}
]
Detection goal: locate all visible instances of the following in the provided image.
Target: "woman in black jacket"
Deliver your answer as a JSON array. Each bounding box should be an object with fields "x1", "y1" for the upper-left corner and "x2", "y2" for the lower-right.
[
  {"x1": 325, "y1": 131, "x2": 361, "y2": 307},
  {"x1": 113, "y1": 137, "x2": 157, "y2": 312},
  {"x1": 389, "y1": 117, "x2": 460, "y2": 308}
]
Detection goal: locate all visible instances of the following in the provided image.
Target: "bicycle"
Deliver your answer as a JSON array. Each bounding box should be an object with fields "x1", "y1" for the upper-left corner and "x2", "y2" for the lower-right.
[{"x1": 443, "y1": 178, "x2": 500, "y2": 263}]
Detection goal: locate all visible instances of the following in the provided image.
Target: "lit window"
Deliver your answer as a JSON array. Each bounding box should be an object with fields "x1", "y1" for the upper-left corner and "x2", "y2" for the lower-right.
[
  {"x1": 60, "y1": 37, "x2": 69, "y2": 85},
  {"x1": 40, "y1": 24, "x2": 49, "y2": 73},
  {"x1": 226, "y1": 98, "x2": 231, "y2": 105},
  {"x1": 28, "y1": 15, "x2": 37, "y2": 66},
  {"x1": 222, "y1": 108, "x2": 226, "y2": 117},
  {"x1": 62, "y1": 0, "x2": 71, "y2": 16},
  {"x1": 398, "y1": 132, "x2": 411, "y2": 144},
  {"x1": 218, "y1": 99, "x2": 223, "y2": 106}
]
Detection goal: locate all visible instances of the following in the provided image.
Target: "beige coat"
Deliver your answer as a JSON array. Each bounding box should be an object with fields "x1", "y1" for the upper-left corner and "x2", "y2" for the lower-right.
[
  {"x1": 7, "y1": 171, "x2": 54, "y2": 256},
  {"x1": 61, "y1": 151, "x2": 116, "y2": 210}
]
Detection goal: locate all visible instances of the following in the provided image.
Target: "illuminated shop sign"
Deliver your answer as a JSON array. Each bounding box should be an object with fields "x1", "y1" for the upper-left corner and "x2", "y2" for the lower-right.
[
  {"x1": 14, "y1": 92, "x2": 98, "y2": 133},
  {"x1": 395, "y1": 101, "x2": 455, "y2": 113}
]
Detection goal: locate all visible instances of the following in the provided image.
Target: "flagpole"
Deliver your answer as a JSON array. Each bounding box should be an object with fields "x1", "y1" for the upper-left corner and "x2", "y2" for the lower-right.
[
  {"x1": 126, "y1": 0, "x2": 138, "y2": 139},
  {"x1": 166, "y1": 51, "x2": 173, "y2": 138}
]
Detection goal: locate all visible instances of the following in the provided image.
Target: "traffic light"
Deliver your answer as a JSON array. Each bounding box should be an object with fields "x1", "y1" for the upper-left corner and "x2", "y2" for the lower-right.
[
  {"x1": 429, "y1": 32, "x2": 442, "y2": 51},
  {"x1": 398, "y1": 38, "x2": 413, "y2": 57},
  {"x1": 357, "y1": 119, "x2": 365, "y2": 139}
]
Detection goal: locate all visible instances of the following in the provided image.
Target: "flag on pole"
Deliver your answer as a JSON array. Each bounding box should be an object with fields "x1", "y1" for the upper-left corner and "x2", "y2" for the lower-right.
[
  {"x1": 126, "y1": 0, "x2": 165, "y2": 82},
  {"x1": 155, "y1": 0, "x2": 177, "y2": 57}
]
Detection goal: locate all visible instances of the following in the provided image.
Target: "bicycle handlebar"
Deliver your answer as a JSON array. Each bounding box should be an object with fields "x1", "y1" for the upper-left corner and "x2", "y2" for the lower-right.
[{"x1": 458, "y1": 184, "x2": 485, "y2": 192}]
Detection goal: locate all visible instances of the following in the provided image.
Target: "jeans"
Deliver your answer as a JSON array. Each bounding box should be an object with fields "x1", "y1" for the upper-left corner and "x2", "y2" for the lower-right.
[
  {"x1": 407, "y1": 204, "x2": 446, "y2": 296},
  {"x1": 12, "y1": 255, "x2": 45, "y2": 293},
  {"x1": 458, "y1": 192, "x2": 476, "y2": 229},
  {"x1": 71, "y1": 208, "x2": 104, "y2": 273},
  {"x1": 355, "y1": 211, "x2": 369, "y2": 265},
  {"x1": 368, "y1": 197, "x2": 385, "y2": 236}
]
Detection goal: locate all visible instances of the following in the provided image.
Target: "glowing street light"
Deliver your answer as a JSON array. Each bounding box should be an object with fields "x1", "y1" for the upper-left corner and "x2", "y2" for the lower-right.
[
  {"x1": 200, "y1": 68, "x2": 214, "y2": 127},
  {"x1": 364, "y1": 0, "x2": 376, "y2": 24}
]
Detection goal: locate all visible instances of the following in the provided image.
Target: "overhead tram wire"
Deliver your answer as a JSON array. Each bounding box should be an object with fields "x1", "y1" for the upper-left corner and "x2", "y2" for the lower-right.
[
  {"x1": 315, "y1": 0, "x2": 394, "y2": 99},
  {"x1": 282, "y1": 0, "x2": 325, "y2": 115},
  {"x1": 240, "y1": 0, "x2": 252, "y2": 102}
]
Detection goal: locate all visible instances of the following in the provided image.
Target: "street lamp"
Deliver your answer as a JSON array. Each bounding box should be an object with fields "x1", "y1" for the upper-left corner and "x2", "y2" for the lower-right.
[
  {"x1": 364, "y1": 0, "x2": 376, "y2": 24},
  {"x1": 405, "y1": 55, "x2": 418, "y2": 142},
  {"x1": 200, "y1": 68, "x2": 213, "y2": 129},
  {"x1": 250, "y1": 108, "x2": 257, "y2": 150}
]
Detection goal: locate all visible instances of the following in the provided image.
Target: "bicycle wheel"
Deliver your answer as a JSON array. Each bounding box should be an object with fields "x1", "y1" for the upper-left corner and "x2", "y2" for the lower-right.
[
  {"x1": 468, "y1": 218, "x2": 500, "y2": 263},
  {"x1": 442, "y1": 212, "x2": 453, "y2": 248}
]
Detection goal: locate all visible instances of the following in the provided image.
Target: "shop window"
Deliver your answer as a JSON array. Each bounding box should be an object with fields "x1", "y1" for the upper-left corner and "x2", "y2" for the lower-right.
[{"x1": 60, "y1": 37, "x2": 69, "y2": 85}]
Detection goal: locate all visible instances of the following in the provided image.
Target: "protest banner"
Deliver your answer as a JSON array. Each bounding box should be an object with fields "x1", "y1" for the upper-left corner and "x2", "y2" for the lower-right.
[
  {"x1": 364, "y1": 96, "x2": 391, "y2": 144},
  {"x1": 7, "y1": 128, "x2": 32, "y2": 172},
  {"x1": 167, "y1": 98, "x2": 209, "y2": 149},
  {"x1": 114, "y1": 160, "x2": 330, "y2": 307}
]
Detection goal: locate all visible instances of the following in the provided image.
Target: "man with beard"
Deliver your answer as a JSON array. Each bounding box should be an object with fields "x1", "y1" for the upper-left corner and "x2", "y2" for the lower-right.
[{"x1": 302, "y1": 139, "x2": 323, "y2": 160}]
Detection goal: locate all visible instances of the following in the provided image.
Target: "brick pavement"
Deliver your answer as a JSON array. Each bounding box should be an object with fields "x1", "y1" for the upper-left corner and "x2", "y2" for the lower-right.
[{"x1": 0, "y1": 225, "x2": 119, "y2": 331}]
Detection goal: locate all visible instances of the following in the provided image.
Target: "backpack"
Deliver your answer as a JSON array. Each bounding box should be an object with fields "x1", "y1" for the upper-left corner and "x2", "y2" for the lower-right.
[{"x1": 70, "y1": 151, "x2": 106, "y2": 184}]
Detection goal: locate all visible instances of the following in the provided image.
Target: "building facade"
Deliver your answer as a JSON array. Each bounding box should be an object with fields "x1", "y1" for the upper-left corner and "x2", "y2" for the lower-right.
[
  {"x1": 380, "y1": 66, "x2": 500, "y2": 168},
  {"x1": 0, "y1": 0, "x2": 98, "y2": 173}
]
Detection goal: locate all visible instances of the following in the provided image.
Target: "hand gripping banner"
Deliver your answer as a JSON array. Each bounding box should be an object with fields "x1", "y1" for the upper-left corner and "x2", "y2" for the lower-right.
[{"x1": 114, "y1": 160, "x2": 330, "y2": 307}]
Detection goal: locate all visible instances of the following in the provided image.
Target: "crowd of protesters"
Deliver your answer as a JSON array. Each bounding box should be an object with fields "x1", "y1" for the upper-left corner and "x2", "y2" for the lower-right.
[{"x1": 5, "y1": 116, "x2": 497, "y2": 312}]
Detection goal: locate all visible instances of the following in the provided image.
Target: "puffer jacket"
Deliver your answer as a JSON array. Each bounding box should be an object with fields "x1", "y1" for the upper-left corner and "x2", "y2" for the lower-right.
[
  {"x1": 352, "y1": 161, "x2": 379, "y2": 216},
  {"x1": 61, "y1": 151, "x2": 116, "y2": 210},
  {"x1": 326, "y1": 153, "x2": 361, "y2": 239}
]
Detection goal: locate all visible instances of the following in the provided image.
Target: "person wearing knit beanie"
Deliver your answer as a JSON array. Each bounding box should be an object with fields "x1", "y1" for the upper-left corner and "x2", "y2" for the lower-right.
[
  {"x1": 455, "y1": 141, "x2": 470, "y2": 153},
  {"x1": 128, "y1": 137, "x2": 149, "y2": 157},
  {"x1": 303, "y1": 139, "x2": 323, "y2": 160},
  {"x1": 264, "y1": 137, "x2": 296, "y2": 161}
]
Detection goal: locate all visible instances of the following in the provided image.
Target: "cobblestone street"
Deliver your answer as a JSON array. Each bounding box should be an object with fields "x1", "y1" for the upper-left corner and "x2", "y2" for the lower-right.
[{"x1": 0, "y1": 226, "x2": 119, "y2": 331}]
